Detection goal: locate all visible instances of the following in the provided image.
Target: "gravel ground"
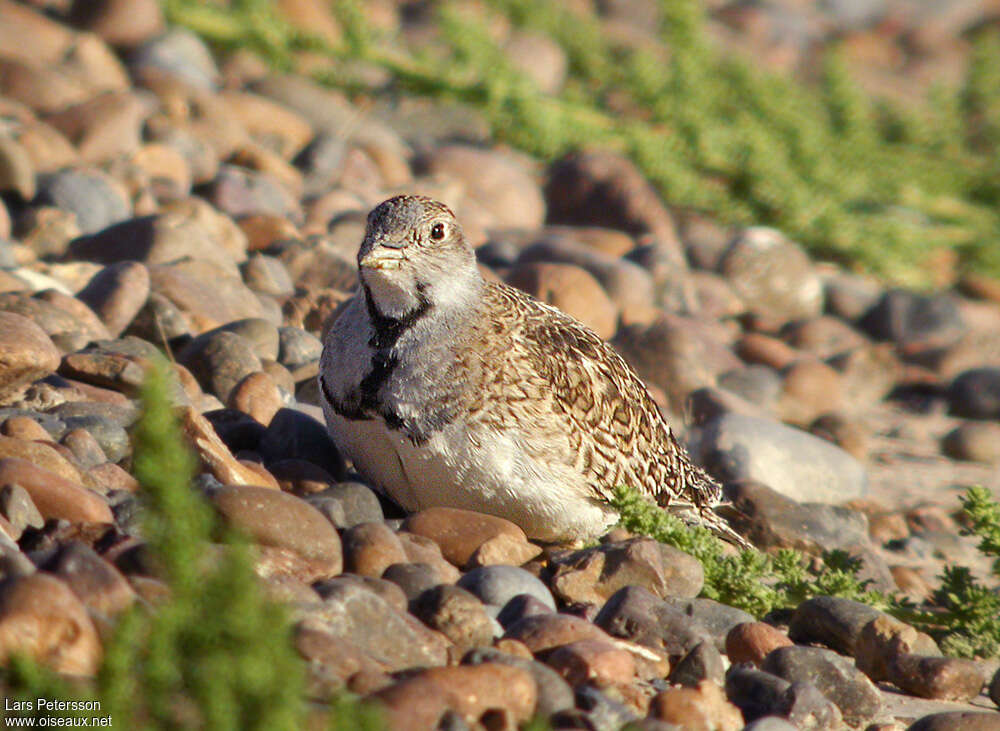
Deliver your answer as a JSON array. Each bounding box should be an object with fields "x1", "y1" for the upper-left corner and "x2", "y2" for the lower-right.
[{"x1": 0, "y1": 1, "x2": 999, "y2": 729}]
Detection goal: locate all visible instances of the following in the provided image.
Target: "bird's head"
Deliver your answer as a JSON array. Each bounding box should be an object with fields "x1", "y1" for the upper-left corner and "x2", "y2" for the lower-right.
[{"x1": 358, "y1": 195, "x2": 482, "y2": 321}]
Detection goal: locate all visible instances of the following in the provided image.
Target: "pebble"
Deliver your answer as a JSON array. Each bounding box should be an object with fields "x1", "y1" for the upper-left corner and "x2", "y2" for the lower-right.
[
  {"x1": 688, "y1": 412, "x2": 868, "y2": 504},
  {"x1": 496, "y1": 594, "x2": 555, "y2": 628},
  {"x1": 905, "y1": 713, "x2": 1000, "y2": 731},
  {"x1": 0, "y1": 483, "x2": 43, "y2": 537},
  {"x1": 723, "y1": 480, "x2": 872, "y2": 555},
  {"x1": 518, "y1": 232, "x2": 657, "y2": 312},
  {"x1": 209, "y1": 484, "x2": 342, "y2": 579},
  {"x1": 0, "y1": 572, "x2": 102, "y2": 675},
  {"x1": 0, "y1": 458, "x2": 112, "y2": 524},
  {"x1": 864, "y1": 288, "x2": 967, "y2": 351},
  {"x1": 594, "y1": 586, "x2": 713, "y2": 659},
  {"x1": 61, "y1": 427, "x2": 108, "y2": 470},
  {"x1": 314, "y1": 575, "x2": 407, "y2": 615},
  {"x1": 42, "y1": 541, "x2": 136, "y2": 617},
  {"x1": 179, "y1": 329, "x2": 264, "y2": 403},
  {"x1": 457, "y1": 565, "x2": 556, "y2": 611},
  {"x1": 130, "y1": 27, "x2": 219, "y2": 89},
  {"x1": 341, "y1": 521, "x2": 407, "y2": 578},
  {"x1": 293, "y1": 623, "x2": 387, "y2": 694},
  {"x1": 718, "y1": 227, "x2": 823, "y2": 325},
  {"x1": 661, "y1": 597, "x2": 756, "y2": 650},
  {"x1": 780, "y1": 315, "x2": 869, "y2": 358},
  {"x1": 725, "y1": 665, "x2": 843, "y2": 729},
  {"x1": 788, "y1": 596, "x2": 882, "y2": 656},
  {"x1": 419, "y1": 144, "x2": 545, "y2": 231},
  {"x1": 403, "y1": 507, "x2": 539, "y2": 568},
  {"x1": 307, "y1": 581, "x2": 448, "y2": 671},
  {"x1": 550, "y1": 538, "x2": 704, "y2": 605},
  {"x1": 726, "y1": 621, "x2": 794, "y2": 666},
  {"x1": 941, "y1": 421, "x2": 1000, "y2": 462},
  {"x1": 277, "y1": 326, "x2": 322, "y2": 369},
  {"x1": 180, "y1": 407, "x2": 277, "y2": 488},
  {"x1": 649, "y1": 680, "x2": 744, "y2": 730},
  {"x1": 949, "y1": 367, "x2": 1000, "y2": 419},
  {"x1": 503, "y1": 613, "x2": 614, "y2": 655},
  {"x1": 0, "y1": 312, "x2": 62, "y2": 403},
  {"x1": 776, "y1": 359, "x2": 844, "y2": 426},
  {"x1": 256, "y1": 408, "x2": 345, "y2": 481},
  {"x1": 761, "y1": 645, "x2": 883, "y2": 726},
  {"x1": 890, "y1": 654, "x2": 985, "y2": 702},
  {"x1": 669, "y1": 640, "x2": 726, "y2": 687},
  {"x1": 373, "y1": 662, "x2": 537, "y2": 728},
  {"x1": 546, "y1": 150, "x2": 680, "y2": 248},
  {"x1": 612, "y1": 313, "x2": 741, "y2": 413},
  {"x1": 227, "y1": 371, "x2": 283, "y2": 425},
  {"x1": 463, "y1": 647, "x2": 575, "y2": 717},
  {"x1": 506, "y1": 261, "x2": 618, "y2": 339},
  {"x1": 381, "y1": 562, "x2": 439, "y2": 602},
  {"x1": 546, "y1": 638, "x2": 636, "y2": 688},
  {"x1": 36, "y1": 168, "x2": 130, "y2": 234},
  {"x1": 149, "y1": 260, "x2": 268, "y2": 334},
  {"x1": 0, "y1": 434, "x2": 85, "y2": 485},
  {"x1": 410, "y1": 584, "x2": 496, "y2": 653},
  {"x1": 304, "y1": 481, "x2": 383, "y2": 529}
]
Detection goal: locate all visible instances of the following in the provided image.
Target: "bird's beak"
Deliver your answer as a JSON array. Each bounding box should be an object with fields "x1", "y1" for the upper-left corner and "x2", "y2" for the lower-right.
[{"x1": 359, "y1": 243, "x2": 405, "y2": 270}]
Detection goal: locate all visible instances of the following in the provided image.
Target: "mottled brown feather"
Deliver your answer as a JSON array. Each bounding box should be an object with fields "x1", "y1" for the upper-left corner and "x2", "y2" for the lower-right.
[{"x1": 458, "y1": 280, "x2": 726, "y2": 519}]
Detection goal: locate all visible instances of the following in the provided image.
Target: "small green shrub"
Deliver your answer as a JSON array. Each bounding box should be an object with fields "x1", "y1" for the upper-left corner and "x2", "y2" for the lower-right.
[
  {"x1": 609, "y1": 486, "x2": 885, "y2": 617},
  {"x1": 924, "y1": 487, "x2": 1000, "y2": 658},
  {"x1": 3, "y1": 361, "x2": 381, "y2": 729}
]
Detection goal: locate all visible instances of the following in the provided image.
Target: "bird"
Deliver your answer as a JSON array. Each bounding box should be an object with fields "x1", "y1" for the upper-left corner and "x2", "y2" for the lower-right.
[{"x1": 318, "y1": 194, "x2": 747, "y2": 547}]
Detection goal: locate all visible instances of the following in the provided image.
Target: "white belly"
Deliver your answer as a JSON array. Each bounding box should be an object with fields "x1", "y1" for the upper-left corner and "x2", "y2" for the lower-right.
[{"x1": 324, "y1": 410, "x2": 615, "y2": 542}]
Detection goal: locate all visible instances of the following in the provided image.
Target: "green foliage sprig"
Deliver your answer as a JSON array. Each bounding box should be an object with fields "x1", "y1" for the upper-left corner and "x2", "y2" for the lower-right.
[
  {"x1": 609, "y1": 486, "x2": 885, "y2": 617},
  {"x1": 4, "y1": 361, "x2": 381, "y2": 729},
  {"x1": 925, "y1": 486, "x2": 1000, "y2": 658}
]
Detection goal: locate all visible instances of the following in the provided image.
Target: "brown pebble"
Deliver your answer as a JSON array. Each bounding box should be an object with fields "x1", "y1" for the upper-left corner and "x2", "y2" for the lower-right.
[
  {"x1": 0, "y1": 312, "x2": 62, "y2": 402},
  {"x1": 403, "y1": 507, "x2": 536, "y2": 568},
  {"x1": 210, "y1": 485, "x2": 342, "y2": 578},
  {"x1": 395, "y1": 531, "x2": 462, "y2": 584},
  {"x1": 736, "y1": 332, "x2": 799, "y2": 370},
  {"x1": 228, "y1": 370, "x2": 284, "y2": 425},
  {"x1": 725, "y1": 622, "x2": 793, "y2": 666},
  {"x1": 0, "y1": 416, "x2": 51, "y2": 441},
  {"x1": 86, "y1": 462, "x2": 140, "y2": 493},
  {"x1": 374, "y1": 663, "x2": 537, "y2": 728},
  {"x1": 0, "y1": 435, "x2": 84, "y2": 484},
  {"x1": 648, "y1": 680, "x2": 743, "y2": 730},
  {"x1": 76, "y1": 260, "x2": 151, "y2": 337},
  {"x1": 493, "y1": 638, "x2": 534, "y2": 660},
  {"x1": 294, "y1": 623, "x2": 387, "y2": 688},
  {"x1": 180, "y1": 406, "x2": 279, "y2": 488},
  {"x1": 342, "y1": 522, "x2": 407, "y2": 578},
  {"x1": 503, "y1": 613, "x2": 613, "y2": 655},
  {"x1": 890, "y1": 653, "x2": 985, "y2": 702},
  {"x1": 855, "y1": 614, "x2": 940, "y2": 684},
  {"x1": 0, "y1": 457, "x2": 112, "y2": 524},
  {"x1": 545, "y1": 638, "x2": 637, "y2": 687},
  {"x1": 0, "y1": 573, "x2": 102, "y2": 676},
  {"x1": 45, "y1": 542, "x2": 137, "y2": 617}
]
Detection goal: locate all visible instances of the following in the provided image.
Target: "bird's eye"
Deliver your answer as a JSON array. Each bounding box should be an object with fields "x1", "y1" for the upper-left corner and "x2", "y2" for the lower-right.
[{"x1": 430, "y1": 222, "x2": 446, "y2": 240}]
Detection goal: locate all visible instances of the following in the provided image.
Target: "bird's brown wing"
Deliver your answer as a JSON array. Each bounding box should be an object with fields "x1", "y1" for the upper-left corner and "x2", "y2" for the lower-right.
[{"x1": 473, "y1": 282, "x2": 722, "y2": 513}]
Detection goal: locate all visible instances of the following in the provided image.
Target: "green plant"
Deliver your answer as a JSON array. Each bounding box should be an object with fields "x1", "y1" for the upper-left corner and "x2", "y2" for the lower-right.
[
  {"x1": 3, "y1": 361, "x2": 381, "y2": 729},
  {"x1": 923, "y1": 487, "x2": 1000, "y2": 658},
  {"x1": 609, "y1": 486, "x2": 885, "y2": 617},
  {"x1": 163, "y1": 0, "x2": 1000, "y2": 287}
]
